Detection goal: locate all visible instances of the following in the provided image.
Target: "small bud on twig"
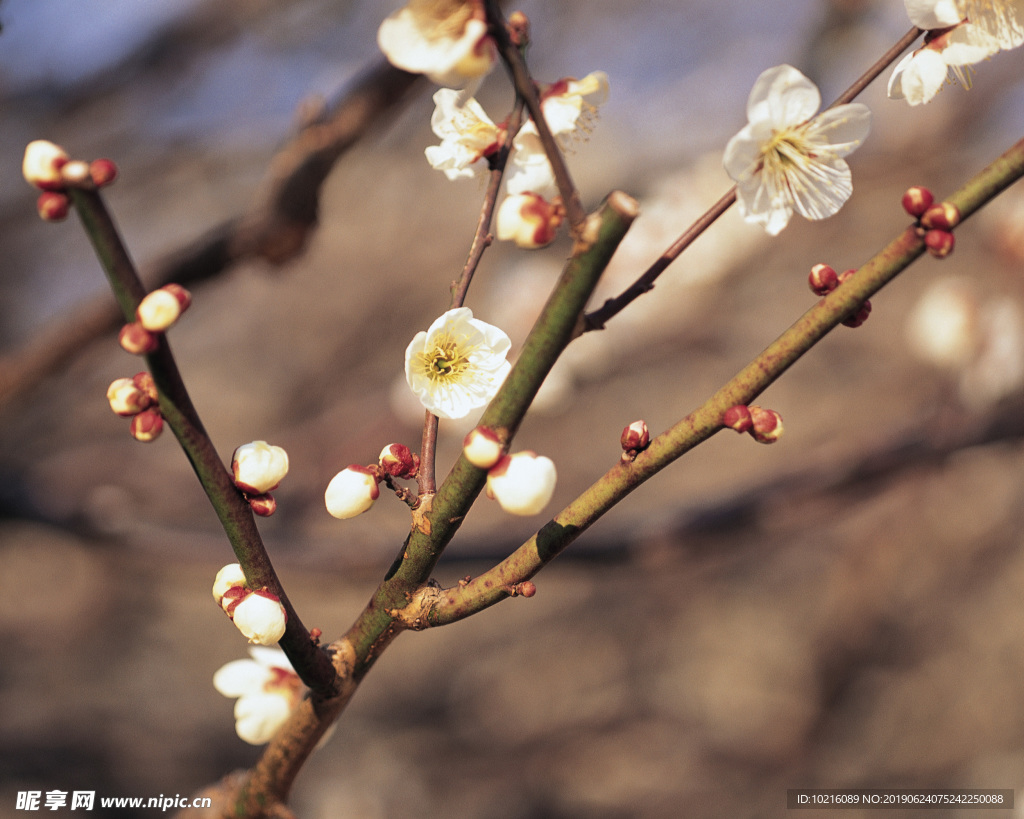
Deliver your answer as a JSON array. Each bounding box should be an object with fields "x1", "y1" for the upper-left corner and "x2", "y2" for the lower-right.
[
  {"x1": 129, "y1": 408, "x2": 164, "y2": 442},
  {"x1": 379, "y1": 443, "x2": 419, "y2": 478},
  {"x1": 723, "y1": 404, "x2": 753, "y2": 433},
  {"x1": 106, "y1": 376, "x2": 153, "y2": 416},
  {"x1": 22, "y1": 140, "x2": 69, "y2": 190},
  {"x1": 60, "y1": 160, "x2": 92, "y2": 187},
  {"x1": 232, "y1": 441, "x2": 290, "y2": 495},
  {"x1": 920, "y1": 201, "x2": 961, "y2": 231},
  {"x1": 118, "y1": 322, "x2": 159, "y2": 355},
  {"x1": 325, "y1": 465, "x2": 380, "y2": 519},
  {"x1": 842, "y1": 300, "x2": 872, "y2": 328},
  {"x1": 36, "y1": 192, "x2": 69, "y2": 222},
  {"x1": 89, "y1": 158, "x2": 118, "y2": 188},
  {"x1": 902, "y1": 185, "x2": 934, "y2": 218},
  {"x1": 486, "y1": 451, "x2": 557, "y2": 516},
  {"x1": 748, "y1": 406, "x2": 784, "y2": 444},
  {"x1": 248, "y1": 493, "x2": 278, "y2": 517},
  {"x1": 924, "y1": 229, "x2": 956, "y2": 258},
  {"x1": 137, "y1": 284, "x2": 191, "y2": 332},
  {"x1": 463, "y1": 426, "x2": 504, "y2": 469},
  {"x1": 808, "y1": 263, "x2": 838, "y2": 296}
]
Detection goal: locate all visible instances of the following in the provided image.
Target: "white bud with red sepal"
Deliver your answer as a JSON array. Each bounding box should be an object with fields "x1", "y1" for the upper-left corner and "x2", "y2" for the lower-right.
[
  {"x1": 325, "y1": 465, "x2": 380, "y2": 519},
  {"x1": 486, "y1": 451, "x2": 557, "y2": 516}
]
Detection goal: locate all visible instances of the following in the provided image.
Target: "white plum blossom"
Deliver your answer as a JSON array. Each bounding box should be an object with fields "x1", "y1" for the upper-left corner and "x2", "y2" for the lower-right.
[
  {"x1": 405, "y1": 307, "x2": 511, "y2": 419},
  {"x1": 723, "y1": 64, "x2": 871, "y2": 236},
  {"x1": 486, "y1": 451, "x2": 557, "y2": 516},
  {"x1": 377, "y1": 0, "x2": 495, "y2": 88},
  {"x1": 425, "y1": 89, "x2": 504, "y2": 180},
  {"x1": 324, "y1": 465, "x2": 380, "y2": 520},
  {"x1": 888, "y1": 22, "x2": 999, "y2": 104},
  {"x1": 539, "y1": 71, "x2": 610, "y2": 144},
  {"x1": 903, "y1": 0, "x2": 1024, "y2": 50},
  {"x1": 231, "y1": 441, "x2": 289, "y2": 495},
  {"x1": 213, "y1": 647, "x2": 301, "y2": 745}
]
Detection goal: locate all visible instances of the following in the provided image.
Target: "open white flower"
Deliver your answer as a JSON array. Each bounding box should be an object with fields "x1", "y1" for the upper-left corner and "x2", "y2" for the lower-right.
[
  {"x1": 425, "y1": 89, "x2": 504, "y2": 180},
  {"x1": 888, "y1": 22, "x2": 999, "y2": 104},
  {"x1": 904, "y1": 0, "x2": 1024, "y2": 50},
  {"x1": 377, "y1": 0, "x2": 495, "y2": 88},
  {"x1": 213, "y1": 647, "x2": 301, "y2": 745},
  {"x1": 405, "y1": 307, "x2": 511, "y2": 420},
  {"x1": 723, "y1": 64, "x2": 871, "y2": 236},
  {"x1": 539, "y1": 71, "x2": 610, "y2": 143}
]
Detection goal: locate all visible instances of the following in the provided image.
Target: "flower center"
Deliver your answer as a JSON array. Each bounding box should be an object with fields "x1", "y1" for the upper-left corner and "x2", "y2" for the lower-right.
[
  {"x1": 421, "y1": 334, "x2": 471, "y2": 384},
  {"x1": 761, "y1": 126, "x2": 816, "y2": 173}
]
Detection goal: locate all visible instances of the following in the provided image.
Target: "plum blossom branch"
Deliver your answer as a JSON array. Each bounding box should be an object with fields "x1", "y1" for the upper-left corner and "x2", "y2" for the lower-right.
[
  {"x1": 66, "y1": 185, "x2": 339, "y2": 697},
  {"x1": 423, "y1": 133, "x2": 1024, "y2": 626},
  {"x1": 482, "y1": 0, "x2": 587, "y2": 231},
  {"x1": 580, "y1": 26, "x2": 923, "y2": 335}
]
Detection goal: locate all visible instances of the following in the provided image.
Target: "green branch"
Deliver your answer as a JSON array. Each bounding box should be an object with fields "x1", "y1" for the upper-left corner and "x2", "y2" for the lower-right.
[{"x1": 425, "y1": 134, "x2": 1024, "y2": 625}]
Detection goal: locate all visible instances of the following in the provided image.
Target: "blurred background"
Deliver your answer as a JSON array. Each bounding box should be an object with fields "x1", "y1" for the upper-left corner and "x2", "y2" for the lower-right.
[{"x1": 3, "y1": 0, "x2": 1024, "y2": 816}]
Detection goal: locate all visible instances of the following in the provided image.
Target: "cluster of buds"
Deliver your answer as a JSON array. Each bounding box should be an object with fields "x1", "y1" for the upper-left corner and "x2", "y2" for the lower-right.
[
  {"x1": 212, "y1": 563, "x2": 288, "y2": 646},
  {"x1": 324, "y1": 442, "x2": 429, "y2": 519},
  {"x1": 723, "y1": 404, "x2": 784, "y2": 444},
  {"x1": 461, "y1": 426, "x2": 557, "y2": 516},
  {"x1": 807, "y1": 263, "x2": 871, "y2": 328},
  {"x1": 231, "y1": 441, "x2": 289, "y2": 517},
  {"x1": 106, "y1": 371, "x2": 164, "y2": 442},
  {"x1": 22, "y1": 140, "x2": 118, "y2": 222},
  {"x1": 903, "y1": 186, "x2": 959, "y2": 259},
  {"x1": 118, "y1": 284, "x2": 192, "y2": 355},
  {"x1": 620, "y1": 420, "x2": 650, "y2": 462}
]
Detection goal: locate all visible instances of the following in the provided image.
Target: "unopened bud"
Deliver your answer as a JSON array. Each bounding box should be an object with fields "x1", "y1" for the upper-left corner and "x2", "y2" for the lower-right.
[
  {"x1": 620, "y1": 420, "x2": 650, "y2": 452},
  {"x1": 808, "y1": 263, "x2": 838, "y2": 296},
  {"x1": 106, "y1": 376, "x2": 153, "y2": 416},
  {"x1": 325, "y1": 465, "x2": 380, "y2": 519},
  {"x1": 463, "y1": 426, "x2": 504, "y2": 469},
  {"x1": 89, "y1": 158, "x2": 118, "y2": 187},
  {"x1": 213, "y1": 563, "x2": 248, "y2": 607},
  {"x1": 248, "y1": 493, "x2": 278, "y2": 517},
  {"x1": 36, "y1": 192, "x2": 69, "y2": 221},
  {"x1": 496, "y1": 193, "x2": 564, "y2": 249},
  {"x1": 920, "y1": 201, "x2": 960, "y2": 231},
  {"x1": 379, "y1": 443, "x2": 418, "y2": 478},
  {"x1": 232, "y1": 441, "x2": 290, "y2": 495},
  {"x1": 129, "y1": 408, "x2": 164, "y2": 442},
  {"x1": 137, "y1": 285, "x2": 190, "y2": 332},
  {"x1": 507, "y1": 11, "x2": 530, "y2": 47},
  {"x1": 902, "y1": 186, "x2": 934, "y2": 218},
  {"x1": 748, "y1": 406, "x2": 784, "y2": 444},
  {"x1": 486, "y1": 451, "x2": 557, "y2": 516},
  {"x1": 119, "y1": 322, "x2": 159, "y2": 355},
  {"x1": 132, "y1": 371, "x2": 158, "y2": 403},
  {"x1": 924, "y1": 229, "x2": 955, "y2": 259},
  {"x1": 60, "y1": 159, "x2": 91, "y2": 186},
  {"x1": 837, "y1": 269, "x2": 857, "y2": 286},
  {"x1": 232, "y1": 590, "x2": 287, "y2": 645},
  {"x1": 722, "y1": 404, "x2": 753, "y2": 433},
  {"x1": 842, "y1": 300, "x2": 872, "y2": 328},
  {"x1": 517, "y1": 580, "x2": 537, "y2": 598},
  {"x1": 22, "y1": 140, "x2": 69, "y2": 190}
]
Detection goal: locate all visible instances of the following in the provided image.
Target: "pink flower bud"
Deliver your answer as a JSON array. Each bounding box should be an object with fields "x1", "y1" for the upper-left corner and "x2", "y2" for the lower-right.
[
  {"x1": 748, "y1": 406, "x2": 784, "y2": 444},
  {"x1": 36, "y1": 192, "x2": 69, "y2": 221},
  {"x1": 132, "y1": 371, "x2": 159, "y2": 403},
  {"x1": 495, "y1": 193, "x2": 564, "y2": 249},
  {"x1": 620, "y1": 420, "x2": 650, "y2": 452},
  {"x1": 22, "y1": 140, "x2": 69, "y2": 190},
  {"x1": 136, "y1": 286, "x2": 189, "y2": 332},
  {"x1": 486, "y1": 451, "x2": 557, "y2": 516},
  {"x1": 106, "y1": 376, "x2": 153, "y2": 416},
  {"x1": 462, "y1": 426, "x2": 504, "y2": 469},
  {"x1": 248, "y1": 493, "x2": 278, "y2": 517},
  {"x1": 213, "y1": 563, "x2": 248, "y2": 607},
  {"x1": 129, "y1": 408, "x2": 164, "y2": 442},
  {"x1": 324, "y1": 465, "x2": 380, "y2": 519},
  {"x1": 378, "y1": 443, "x2": 418, "y2": 478},
  {"x1": 119, "y1": 322, "x2": 159, "y2": 355},
  {"x1": 232, "y1": 441, "x2": 290, "y2": 495},
  {"x1": 60, "y1": 159, "x2": 91, "y2": 186},
  {"x1": 901, "y1": 186, "x2": 934, "y2": 218},
  {"x1": 722, "y1": 404, "x2": 753, "y2": 433},
  {"x1": 232, "y1": 591, "x2": 287, "y2": 645},
  {"x1": 808, "y1": 263, "x2": 838, "y2": 296},
  {"x1": 920, "y1": 201, "x2": 960, "y2": 231},
  {"x1": 924, "y1": 229, "x2": 955, "y2": 259},
  {"x1": 89, "y1": 158, "x2": 118, "y2": 187}
]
